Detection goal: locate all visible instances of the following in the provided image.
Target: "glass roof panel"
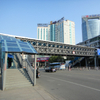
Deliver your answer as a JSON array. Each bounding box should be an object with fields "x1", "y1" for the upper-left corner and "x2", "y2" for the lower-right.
[
  {"x1": 22, "y1": 48, "x2": 33, "y2": 53},
  {"x1": 0, "y1": 34, "x2": 37, "y2": 54},
  {"x1": 2, "y1": 43, "x2": 5, "y2": 46},
  {"x1": 8, "y1": 48, "x2": 20, "y2": 52},
  {"x1": 6, "y1": 40, "x2": 17, "y2": 43},
  {"x1": 18, "y1": 41, "x2": 27, "y2": 44},
  {"x1": 2, "y1": 47, "x2": 5, "y2": 51},
  {"x1": 19, "y1": 44, "x2": 30, "y2": 48},
  {"x1": 0, "y1": 37, "x2": 2, "y2": 40},
  {"x1": 7, "y1": 43, "x2": 18, "y2": 47}
]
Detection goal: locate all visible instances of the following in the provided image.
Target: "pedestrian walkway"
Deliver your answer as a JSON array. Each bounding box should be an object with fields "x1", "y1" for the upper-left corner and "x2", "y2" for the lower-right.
[{"x1": 0, "y1": 75, "x2": 56, "y2": 100}]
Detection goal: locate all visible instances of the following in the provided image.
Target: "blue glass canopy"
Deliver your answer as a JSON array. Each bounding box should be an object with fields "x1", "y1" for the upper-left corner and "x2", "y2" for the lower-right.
[{"x1": 0, "y1": 34, "x2": 37, "y2": 54}]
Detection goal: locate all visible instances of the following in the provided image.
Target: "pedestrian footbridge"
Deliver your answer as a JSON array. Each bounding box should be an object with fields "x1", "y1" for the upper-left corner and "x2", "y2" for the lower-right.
[
  {"x1": 16, "y1": 36, "x2": 96, "y2": 57},
  {"x1": 0, "y1": 33, "x2": 97, "y2": 90}
]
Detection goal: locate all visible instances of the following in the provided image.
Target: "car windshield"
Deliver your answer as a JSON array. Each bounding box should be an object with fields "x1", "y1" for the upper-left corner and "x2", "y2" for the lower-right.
[
  {"x1": 50, "y1": 66, "x2": 55, "y2": 68},
  {"x1": 50, "y1": 63, "x2": 60, "y2": 66}
]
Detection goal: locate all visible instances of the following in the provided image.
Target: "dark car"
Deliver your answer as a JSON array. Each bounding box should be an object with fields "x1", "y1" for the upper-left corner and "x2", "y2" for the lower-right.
[{"x1": 45, "y1": 67, "x2": 56, "y2": 72}]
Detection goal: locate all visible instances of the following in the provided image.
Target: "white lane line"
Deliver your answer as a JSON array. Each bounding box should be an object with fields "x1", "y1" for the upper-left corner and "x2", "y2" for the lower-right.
[{"x1": 42, "y1": 75, "x2": 100, "y2": 92}]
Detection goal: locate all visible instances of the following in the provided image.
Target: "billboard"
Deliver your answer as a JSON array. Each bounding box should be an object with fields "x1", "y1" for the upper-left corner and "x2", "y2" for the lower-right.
[
  {"x1": 37, "y1": 57, "x2": 49, "y2": 62},
  {"x1": 37, "y1": 24, "x2": 48, "y2": 27},
  {"x1": 82, "y1": 14, "x2": 100, "y2": 18},
  {"x1": 97, "y1": 49, "x2": 100, "y2": 55}
]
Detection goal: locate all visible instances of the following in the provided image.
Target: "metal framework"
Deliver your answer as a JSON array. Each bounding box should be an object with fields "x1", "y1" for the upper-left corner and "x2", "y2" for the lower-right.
[{"x1": 16, "y1": 37, "x2": 96, "y2": 57}]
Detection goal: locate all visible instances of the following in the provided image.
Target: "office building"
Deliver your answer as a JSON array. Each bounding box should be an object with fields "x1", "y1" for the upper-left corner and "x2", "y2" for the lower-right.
[
  {"x1": 37, "y1": 17, "x2": 75, "y2": 45},
  {"x1": 37, "y1": 24, "x2": 49, "y2": 41},
  {"x1": 82, "y1": 14, "x2": 100, "y2": 42},
  {"x1": 77, "y1": 35, "x2": 100, "y2": 49}
]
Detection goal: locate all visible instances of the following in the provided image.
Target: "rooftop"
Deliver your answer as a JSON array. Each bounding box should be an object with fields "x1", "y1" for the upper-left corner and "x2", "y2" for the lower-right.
[{"x1": 0, "y1": 34, "x2": 37, "y2": 54}]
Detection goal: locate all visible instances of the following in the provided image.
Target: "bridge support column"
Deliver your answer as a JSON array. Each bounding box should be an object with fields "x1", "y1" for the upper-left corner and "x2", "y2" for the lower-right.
[
  {"x1": 94, "y1": 56, "x2": 97, "y2": 69},
  {"x1": 2, "y1": 53, "x2": 7, "y2": 90},
  {"x1": 45, "y1": 61, "x2": 46, "y2": 67},
  {"x1": 34, "y1": 54, "x2": 37, "y2": 85},
  {"x1": 85, "y1": 57, "x2": 87, "y2": 68}
]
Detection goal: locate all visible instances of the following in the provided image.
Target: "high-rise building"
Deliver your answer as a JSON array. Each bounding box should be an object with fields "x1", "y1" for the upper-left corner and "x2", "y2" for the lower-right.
[
  {"x1": 82, "y1": 14, "x2": 100, "y2": 42},
  {"x1": 37, "y1": 24, "x2": 49, "y2": 41},
  {"x1": 37, "y1": 17, "x2": 75, "y2": 45}
]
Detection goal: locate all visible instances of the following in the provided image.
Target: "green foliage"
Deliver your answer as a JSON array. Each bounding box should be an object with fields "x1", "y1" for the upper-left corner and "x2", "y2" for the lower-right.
[
  {"x1": 48, "y1": 56, "x2": 75, "y2": 63},
  {"x1": 48, "y1": 56, "x2": 64, "y2": 63},
  {"x1": 66, "y1": 56, "x2": 75, "y2": 60}
]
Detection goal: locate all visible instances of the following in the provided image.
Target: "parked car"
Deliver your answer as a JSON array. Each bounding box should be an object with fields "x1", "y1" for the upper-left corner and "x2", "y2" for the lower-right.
[{"x1": 45, "y1": 67, "x2": 56, "y2": 72}]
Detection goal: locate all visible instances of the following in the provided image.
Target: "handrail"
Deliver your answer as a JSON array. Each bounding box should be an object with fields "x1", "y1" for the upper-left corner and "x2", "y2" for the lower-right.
[
  {"x1": 16, "y1": 53, "x2": 34, "y2": 84},
  {"x1": 72, "y1": 57, "x2": 84, "y2": 66},
  {"x1": 23, "y1": 59, "x2": 34, "y2": 84},
  {"x1": 16, "y1": 53, "x2": 23, "y2": 67}
]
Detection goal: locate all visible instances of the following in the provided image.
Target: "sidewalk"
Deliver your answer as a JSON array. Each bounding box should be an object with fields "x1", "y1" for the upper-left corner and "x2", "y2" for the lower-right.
[{"x1": 0, "y1": 75, "x2": 56, "y2": 100}]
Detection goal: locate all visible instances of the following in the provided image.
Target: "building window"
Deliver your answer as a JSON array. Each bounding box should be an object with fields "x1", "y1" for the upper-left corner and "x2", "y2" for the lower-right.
[
  {"x1": 38, "y1": 43, "x2": 41, "y2": 46},
  {"x1": 44, "y1": 29, "x2": 45, "y2": 40},
  {"x1": 41, "y1": 29, "x2": 42, "y2": 39},
  {"x1": 38, "y1": 29, "x2": 39, "y2": 39},
  {"x1": 33, "y1": 42, "x2": 36, "y2": 45},
  {"x1": 46, "y1": 29, "x2": 48, "y2": 40},
  {"x1": 48, "y1": 44, "x2": 51, "y2": 47}
]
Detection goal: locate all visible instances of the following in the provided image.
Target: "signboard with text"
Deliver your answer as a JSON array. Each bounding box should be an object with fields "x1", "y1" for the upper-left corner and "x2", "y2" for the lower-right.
[
  {"x1": 82, "y1": 14, "x2": 100, "y2": 18},
  {"x1": 97, "y1": 49, "x2": 100, "y2": 55}
]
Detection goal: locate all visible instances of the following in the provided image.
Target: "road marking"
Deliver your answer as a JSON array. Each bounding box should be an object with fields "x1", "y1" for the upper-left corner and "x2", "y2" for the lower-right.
[{"x1": 42, "y1": 75, "x2": 100, "y2": 92}]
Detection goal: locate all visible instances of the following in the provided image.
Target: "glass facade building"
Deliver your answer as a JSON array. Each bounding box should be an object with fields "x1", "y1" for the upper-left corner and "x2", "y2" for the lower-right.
[
  {"x1": 50, "y1": 24, "x2": 55, "y2": 41},
  {"x1": 82, "y1": 14, "x2": 100, "y2": 42},
  {"x1": 37, "y1": 18, "x2": 75, "y2": 45}
]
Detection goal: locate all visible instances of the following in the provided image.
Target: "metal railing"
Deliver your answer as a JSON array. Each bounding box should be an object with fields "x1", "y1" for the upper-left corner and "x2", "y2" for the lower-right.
[
  {"x1": 16, "y1": 53, "x2": 34, "y2": 84},
  {"x1": 71, "y1": 57, "x2": 84, "y2": 67},
  {"x1": 23, "y1": 59, "x2": 34, "y2": 84},
  {"x1": 16, "y1": 53, "x2": 23, "y2": 67},
  {"x1": 16, "y1": 36, "x2": 96, "y2": 57}
]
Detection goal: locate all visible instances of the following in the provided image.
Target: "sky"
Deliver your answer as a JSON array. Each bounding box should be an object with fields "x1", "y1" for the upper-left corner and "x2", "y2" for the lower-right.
[{"x1": 0, "y1": 0, "x2": 100, "y2": 44}]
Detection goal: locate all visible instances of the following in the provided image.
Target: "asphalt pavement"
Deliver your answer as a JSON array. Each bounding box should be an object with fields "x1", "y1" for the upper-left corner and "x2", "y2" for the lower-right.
[
  {"x1": 0, "y1": 68, "x2": 100, "y2": 100},
  {"x1": 37, "y1": 68, "x2": 100, "y2": 100}
]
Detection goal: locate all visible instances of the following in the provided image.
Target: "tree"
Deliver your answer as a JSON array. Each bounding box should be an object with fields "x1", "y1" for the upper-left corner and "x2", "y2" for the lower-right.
[{"x1": 48, "y1": 56, "x2": 64, "y2": 63}]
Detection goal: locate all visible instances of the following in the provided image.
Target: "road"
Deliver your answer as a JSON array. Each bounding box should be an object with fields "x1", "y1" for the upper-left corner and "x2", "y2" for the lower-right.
[{"x1": 37, "y1": 69, "x2": 100, "y2": 100}]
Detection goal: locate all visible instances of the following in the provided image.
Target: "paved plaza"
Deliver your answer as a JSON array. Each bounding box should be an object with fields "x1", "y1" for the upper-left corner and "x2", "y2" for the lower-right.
[{"x1": 0, "y1": 73, "x2": 56, "y2": 100}]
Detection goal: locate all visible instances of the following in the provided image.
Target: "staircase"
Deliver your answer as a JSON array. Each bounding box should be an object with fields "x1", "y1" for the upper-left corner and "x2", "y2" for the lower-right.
[
  {"x1": 10, "y1": 53, "x2": 22, "y2": 69},
  {"x1": 5, "y1": 68, "x2": 33, "y2": 90},
  {"x1": 72, "y1": 57, "x2": 84, "y2": 67}
]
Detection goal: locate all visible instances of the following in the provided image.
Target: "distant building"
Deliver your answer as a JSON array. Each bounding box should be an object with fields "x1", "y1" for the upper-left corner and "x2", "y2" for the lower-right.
[
  {"x1": 37, "y1": 24, "x2": 49, "y2": 41},
  {"x1": 82, "y1": 14, "x2": 100, "y2": 42},
  {"x1": 77, "y1": 35, "x2": 100, "y2": 49},
  {"x1": 37, "y1": 17, "x2": 75, "y2": 45}
]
